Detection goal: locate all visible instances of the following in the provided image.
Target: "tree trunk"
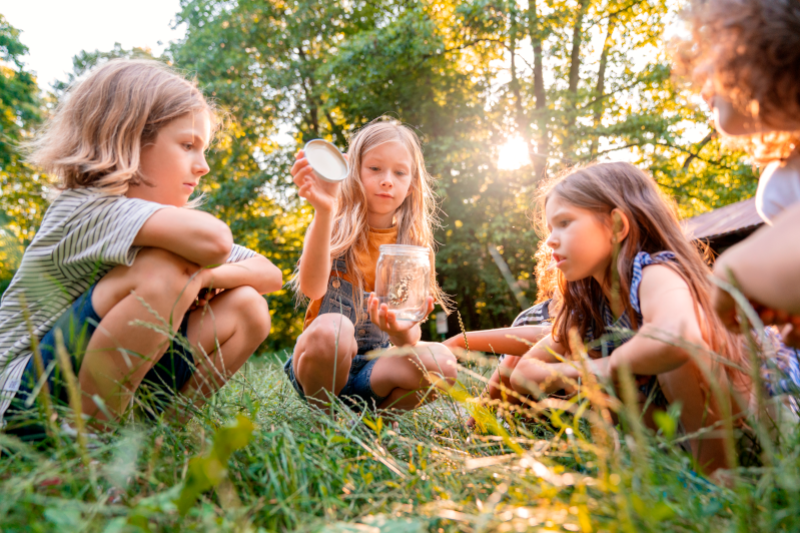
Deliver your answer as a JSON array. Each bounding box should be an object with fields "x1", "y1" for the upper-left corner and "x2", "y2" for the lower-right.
[
  {"x1": 296, "y1": 46, "x2": 319, "y2": 136},
  {"x1": 567, "y1": 0, "x2": 590, "y2": 95},
  {"x1": 562, "y1": 0, "x2": 590, "y2": 164},
  {"x1": 527, "y1": 0, "x2": 548, "y2": 181},
  {"x1": 590, "y1": 16, "x2": 616, "y2": 157}
]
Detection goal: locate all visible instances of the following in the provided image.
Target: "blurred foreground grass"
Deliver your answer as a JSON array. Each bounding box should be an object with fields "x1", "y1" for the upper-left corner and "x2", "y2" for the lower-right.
[{"x1": 2, "y1": 351, "x2": 800, "y2": 532}]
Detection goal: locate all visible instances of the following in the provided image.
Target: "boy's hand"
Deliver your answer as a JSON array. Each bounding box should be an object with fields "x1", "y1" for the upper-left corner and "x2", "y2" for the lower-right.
[
  {"x1": 292, "y1": 150, "x2": 341, "y2": 214},
  {"x1": 190, "y1": 288, "x2": 222, "y2": 311},
  {"x1": 367, "y1": 293, "x2": 434, "y2": 346}
]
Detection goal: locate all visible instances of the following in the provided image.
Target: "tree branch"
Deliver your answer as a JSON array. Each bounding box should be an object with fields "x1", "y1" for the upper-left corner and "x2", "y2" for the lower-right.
[
  {"x1": 682, "y1": 131, "x2": 717, "y2": 170},
  {"x1": 592, "y1": 139, "x2": 734, "y2": 170}
]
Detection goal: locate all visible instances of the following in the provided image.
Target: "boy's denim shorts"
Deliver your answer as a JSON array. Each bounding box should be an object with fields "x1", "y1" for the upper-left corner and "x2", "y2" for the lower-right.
[
  {"x1": 4, "y1": 283, "x2": 195, "y2": 440},
  {"x1": 284, "y1": 267, "x2": 391, "y2": 411}
]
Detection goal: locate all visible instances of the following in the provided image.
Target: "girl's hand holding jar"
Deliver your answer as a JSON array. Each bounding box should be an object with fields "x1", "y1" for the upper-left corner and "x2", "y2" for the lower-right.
[{"x1": 367, "y1": 293, "x2": 434, "y2": 345}]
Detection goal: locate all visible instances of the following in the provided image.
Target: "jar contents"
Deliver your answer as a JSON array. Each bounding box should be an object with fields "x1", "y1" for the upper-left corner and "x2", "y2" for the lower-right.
[{"x1": 374, "y1": 244, "x2": 430, "y2": 322}]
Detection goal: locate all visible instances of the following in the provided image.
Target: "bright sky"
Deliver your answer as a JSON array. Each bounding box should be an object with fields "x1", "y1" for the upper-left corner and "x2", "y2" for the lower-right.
[{"x1": 2, "y1": 0, "x2": 185, "y2": 90}]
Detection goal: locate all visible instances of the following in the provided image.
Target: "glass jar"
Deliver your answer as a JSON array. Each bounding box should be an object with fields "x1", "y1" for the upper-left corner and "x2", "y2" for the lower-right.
[{"x1": 374, "y1": 244, "x2": 431, "y2": 322}]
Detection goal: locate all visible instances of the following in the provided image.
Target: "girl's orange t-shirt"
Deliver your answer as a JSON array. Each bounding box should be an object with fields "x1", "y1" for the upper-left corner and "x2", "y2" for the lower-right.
[{"x1": 303, "y1": 226, "x2": 398, "y2": 329}]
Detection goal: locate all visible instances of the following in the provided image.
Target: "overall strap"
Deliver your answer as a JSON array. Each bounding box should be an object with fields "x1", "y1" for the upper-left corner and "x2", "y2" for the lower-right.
[{"x1": 331, "y1": 257, "x2": 348, "y2": 275}]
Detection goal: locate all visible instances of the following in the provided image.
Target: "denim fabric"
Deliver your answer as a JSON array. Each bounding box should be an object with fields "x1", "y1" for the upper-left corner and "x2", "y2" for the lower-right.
[
  {"x1": 4, "y1": 284, "x2": 194, "y2": 440},
  {"x1": 284, "y1": 258, "x2": 391, "y2": 409}
]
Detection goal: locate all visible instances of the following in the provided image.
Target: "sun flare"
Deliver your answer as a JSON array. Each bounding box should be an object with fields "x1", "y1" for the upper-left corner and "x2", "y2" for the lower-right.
[{"x1": 497, "y1": 136, "x2": 532, "y2": 171}]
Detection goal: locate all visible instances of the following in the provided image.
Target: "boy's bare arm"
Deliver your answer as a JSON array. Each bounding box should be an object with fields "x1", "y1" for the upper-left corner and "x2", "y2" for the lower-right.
[
  {"x1": 204, "y1": 255, "x2": 283, "y2": 295},
  {"x1": 133, "y1": 208, "x2": 233, "y2": 267},
  {"x1": 444, "y1": 325, "x2": 551, "y2": 355}
]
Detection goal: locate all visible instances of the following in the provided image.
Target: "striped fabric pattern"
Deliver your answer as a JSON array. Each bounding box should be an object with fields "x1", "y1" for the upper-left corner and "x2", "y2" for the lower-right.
[{"x1": 0, "y1": 188, "x2": 255, "y2": 424}]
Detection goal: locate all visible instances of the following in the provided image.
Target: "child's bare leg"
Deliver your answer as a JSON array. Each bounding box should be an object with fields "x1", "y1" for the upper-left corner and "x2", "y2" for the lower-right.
[
  {"x1": 170, "y1": 286, "x2": 271, "y2": 421},
  {"x1": 79, "y1": 249, "x2": 204, "y2": 423},
  {"x1": 293, "y1": 313, "x2": 358, "y2": 410},
  {"x1": 372, "y1": 342, "x2": 457, "y2": 412},
  {"x1": 656, "y1": 361, "x2": 731, "y2": 475}
]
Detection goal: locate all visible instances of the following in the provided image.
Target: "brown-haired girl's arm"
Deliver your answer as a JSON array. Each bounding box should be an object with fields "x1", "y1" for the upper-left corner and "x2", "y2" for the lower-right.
[
  {"x1": 606, "y1": 264, "x2": 706, "y2": 378},
  {"x1": 713, "y1": 202, "x2": 800, "y2": 326},
  {"x1": 509, "y1": 334, "x2": 576, "y2": 396},
  {"x1": 443, "y1": 326, "x2": 551, "y2": 356},
  {"x1": 133, "y1": 208, "x2": 233, "y2": 267}
]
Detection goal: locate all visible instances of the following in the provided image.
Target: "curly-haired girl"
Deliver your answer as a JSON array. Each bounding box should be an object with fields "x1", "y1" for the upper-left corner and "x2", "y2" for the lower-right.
[{"x1": 676, "y1": 0, "x2": 800, "y2": 346}]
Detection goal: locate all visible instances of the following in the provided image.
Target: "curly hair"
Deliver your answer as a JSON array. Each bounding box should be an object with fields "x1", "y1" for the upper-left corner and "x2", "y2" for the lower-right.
[{"x1": 675, "y1": 0, "x2": 800, "y2": 161}]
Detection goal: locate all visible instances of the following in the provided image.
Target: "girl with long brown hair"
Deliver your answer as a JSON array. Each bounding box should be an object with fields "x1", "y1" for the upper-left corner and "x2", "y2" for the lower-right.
[
  {"x1": 285, "y1": 119, "x2": 456, "y2": 412},
  {"x1": 509, "y1": 162, "x2": 752, "y2": 476}
]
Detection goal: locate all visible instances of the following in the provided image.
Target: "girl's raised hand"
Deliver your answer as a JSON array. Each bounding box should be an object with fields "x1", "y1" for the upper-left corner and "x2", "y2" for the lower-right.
[
  {"x1": 367, "y1": 293, "x2": 434, "y2": 344},
  {"x1": 291, "y1": 150, "x2": 341, "y2": 214}
]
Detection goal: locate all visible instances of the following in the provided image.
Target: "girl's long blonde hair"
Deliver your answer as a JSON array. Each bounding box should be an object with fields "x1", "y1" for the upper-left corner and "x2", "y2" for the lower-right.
[
  {"x1": 296, "y1": 118, "x2": 451, "y2": 316},
  {"x1": 27, "y1": 59, "x2": 216, "y2": 194},
  {"x1": 537, "y1": 162, "x2": 748, "y2": 389}
]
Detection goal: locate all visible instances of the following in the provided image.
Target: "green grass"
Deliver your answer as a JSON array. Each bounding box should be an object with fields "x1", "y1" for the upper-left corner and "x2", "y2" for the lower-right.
[{"x1": 2, "y1": 351, "x2": 800, "y2": 532}]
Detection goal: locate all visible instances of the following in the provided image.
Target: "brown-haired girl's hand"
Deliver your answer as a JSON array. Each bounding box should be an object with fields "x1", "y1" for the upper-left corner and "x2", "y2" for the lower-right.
[
  {"x1": 367, "y1": 293, "x2": 434, "y2": 345},
  {"x1": 291, "y1": 150, "x2": 341, "y2": 214}
]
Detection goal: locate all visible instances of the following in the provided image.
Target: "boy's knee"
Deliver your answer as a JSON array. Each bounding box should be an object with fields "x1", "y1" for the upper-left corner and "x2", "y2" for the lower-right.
[
  {"x1": 93, "y1": 248, "x2": 201, "y2": 317},
  {"x1": 131, "y1": 248, "x2": 201, "y2": 296},
  {"x1": 231, "y1": 286, "x2": 271, "y2": 341}
]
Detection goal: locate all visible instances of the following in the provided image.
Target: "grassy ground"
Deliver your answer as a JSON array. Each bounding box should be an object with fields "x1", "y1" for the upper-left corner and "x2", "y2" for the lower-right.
[{"x1": 2, "y1": 349, "x2": 800, "y2": 532}]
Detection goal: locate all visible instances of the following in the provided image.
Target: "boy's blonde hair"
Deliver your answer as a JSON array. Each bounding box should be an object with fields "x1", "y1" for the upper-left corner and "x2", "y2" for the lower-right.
[
  {"x1": 675, "y1": 0, "x2": 800, "y2": 162},
  {"x1": 295, "y1": 118, "x2": 451, "y2": 316},
  {"x1": 28, "y1": 59, "x2": 215, "y2": 194}
]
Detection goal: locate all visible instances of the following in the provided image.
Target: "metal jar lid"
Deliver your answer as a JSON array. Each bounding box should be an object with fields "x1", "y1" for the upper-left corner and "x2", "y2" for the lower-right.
[{"x1": 303, "y1": 139, "x2": 348, "y2": 183}]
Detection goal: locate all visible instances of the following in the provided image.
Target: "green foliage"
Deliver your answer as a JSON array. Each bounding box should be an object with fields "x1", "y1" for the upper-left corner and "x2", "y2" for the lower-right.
[
  {"x1": 1, "y1": 0, "x2": 760, "y2": 336},
  {"x1": 2, "y1": 357, "x2": 800, "y2": 531},
  {"x1": 0, "y1": 14, "x2": 48, "y2": 281},
  {"x1": 160, "y1": 0, "x2": 759, "y2": 334},
  {"x1": 176, "y1": 415, "x2": 255, "y2": 516}
]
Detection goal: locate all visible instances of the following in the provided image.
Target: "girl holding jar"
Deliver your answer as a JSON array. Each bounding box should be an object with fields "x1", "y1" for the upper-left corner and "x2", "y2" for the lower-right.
[{"x1": 285, "y1": 119, "x2": 457, "y2": 413}]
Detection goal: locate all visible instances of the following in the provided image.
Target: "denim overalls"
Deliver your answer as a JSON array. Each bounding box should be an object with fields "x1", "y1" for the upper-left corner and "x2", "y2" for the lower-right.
[{"x1": 284, "y1": 258, "x2": 392, "y2": 408}]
